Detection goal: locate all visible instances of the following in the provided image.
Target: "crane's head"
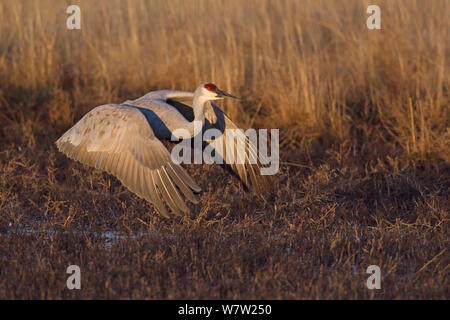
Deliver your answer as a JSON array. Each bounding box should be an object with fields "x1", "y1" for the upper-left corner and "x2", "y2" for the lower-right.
[{"x1": 195, "y1": 83, "x2": 241, "y2": 101}]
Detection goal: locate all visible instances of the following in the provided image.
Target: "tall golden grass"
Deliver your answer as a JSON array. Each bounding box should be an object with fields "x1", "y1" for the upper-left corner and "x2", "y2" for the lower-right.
[{"x1": 0, "y1": 0, "x2": 448, "y2": 160}]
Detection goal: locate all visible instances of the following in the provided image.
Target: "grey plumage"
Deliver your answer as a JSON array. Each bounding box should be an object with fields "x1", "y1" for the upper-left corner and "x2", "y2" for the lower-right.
[{"x1": 56, "y1": 84, "x2": 270, "y2": 217}]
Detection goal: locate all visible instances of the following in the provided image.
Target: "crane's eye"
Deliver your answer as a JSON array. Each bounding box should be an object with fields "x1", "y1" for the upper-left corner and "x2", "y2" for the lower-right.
[{"x1": 204, "y1": 83, "x2": 217, "y2": 92}]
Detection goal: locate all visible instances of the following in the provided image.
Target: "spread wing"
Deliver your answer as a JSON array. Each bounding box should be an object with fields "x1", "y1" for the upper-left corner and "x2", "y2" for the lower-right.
[
  {"x1": 203, "y1": 102, "x2": 272, "y2": 195},
  {"x1": 127, "y1": 90, "x2": 194, "y2": 106},
  {"x1": 166, "y1": 97, "x2": 272, "y2": 195},
  {"x1": 55, "y1": 104, "x2": 201, "y2": 217}
]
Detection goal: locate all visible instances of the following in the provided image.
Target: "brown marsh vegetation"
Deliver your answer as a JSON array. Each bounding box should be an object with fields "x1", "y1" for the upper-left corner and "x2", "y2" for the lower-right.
[{"x1": 0, "y1": 0, "x2": 448, "y2": 299}]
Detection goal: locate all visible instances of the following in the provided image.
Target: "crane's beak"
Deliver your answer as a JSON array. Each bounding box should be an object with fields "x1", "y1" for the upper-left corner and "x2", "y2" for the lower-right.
[{"x1": 216, "y1": 89, "x2": 241, "y2": 101}]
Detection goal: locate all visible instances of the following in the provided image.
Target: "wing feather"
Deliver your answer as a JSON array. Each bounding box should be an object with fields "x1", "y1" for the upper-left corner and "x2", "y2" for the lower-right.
[
  {"x1": 164, "y1": 97, "x2": 272, "y2": 195},
  {"x1": 166, "y1": 163, "x2": 199, "y2": 203},
  {"x1": 203, "y1": 102, "x2": 272, "y2": 195},
  {"x1": 56, "y1": 104, "x2": 199, "y2": 217}
]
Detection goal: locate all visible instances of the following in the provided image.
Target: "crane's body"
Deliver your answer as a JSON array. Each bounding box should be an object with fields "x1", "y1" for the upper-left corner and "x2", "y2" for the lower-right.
[{"x1": 56, "y1": 83, "x2": 269, "y2": 217}]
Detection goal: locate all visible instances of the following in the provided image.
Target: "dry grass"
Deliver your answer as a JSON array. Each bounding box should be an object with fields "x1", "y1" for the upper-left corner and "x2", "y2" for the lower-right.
[{"x1": 0, "y1": 0, "x2": 449, "y2": 299}]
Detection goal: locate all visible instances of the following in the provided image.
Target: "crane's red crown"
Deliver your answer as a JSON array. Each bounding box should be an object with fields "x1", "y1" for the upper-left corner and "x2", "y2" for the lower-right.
[{"x1": 204, "y1": 83, "x2": 217, "y2": 92}]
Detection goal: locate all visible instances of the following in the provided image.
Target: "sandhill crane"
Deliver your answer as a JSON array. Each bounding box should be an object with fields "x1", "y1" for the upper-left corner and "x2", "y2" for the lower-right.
[{"x1": 56, "y1": 83, "x2": 270, "y2": 217}]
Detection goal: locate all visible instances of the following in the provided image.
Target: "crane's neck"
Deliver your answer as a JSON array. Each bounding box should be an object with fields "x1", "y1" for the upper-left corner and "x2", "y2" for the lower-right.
[
  {"x1": 193, "y1": 94, "x2": 210, "y2": 122},
  {"x1": 188, "y1": 94, "x2": 209, "y2": 136}
]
